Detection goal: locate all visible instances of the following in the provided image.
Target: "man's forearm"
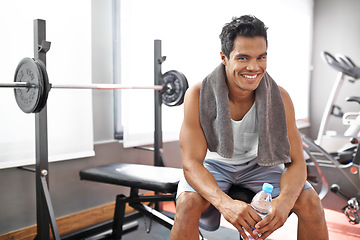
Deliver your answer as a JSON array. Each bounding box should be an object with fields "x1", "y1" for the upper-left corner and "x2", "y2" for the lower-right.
[
  {"x1": 277, "y1": 161, "x2": 307, "y2": 210},
  {"x1": 183, "y1": 164, "x2": 232, "y2": 210}
]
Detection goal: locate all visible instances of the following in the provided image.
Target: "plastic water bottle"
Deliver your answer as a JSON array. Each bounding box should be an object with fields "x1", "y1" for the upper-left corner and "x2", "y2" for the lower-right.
[{"x1": 243, "y1": 183, "x2": 273, "y2": 240}]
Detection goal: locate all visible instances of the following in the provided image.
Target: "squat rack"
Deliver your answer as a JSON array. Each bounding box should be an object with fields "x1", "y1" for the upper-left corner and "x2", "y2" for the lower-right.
[{"x1": 21, "y1": 19, "x2": 169, "y2": 240}]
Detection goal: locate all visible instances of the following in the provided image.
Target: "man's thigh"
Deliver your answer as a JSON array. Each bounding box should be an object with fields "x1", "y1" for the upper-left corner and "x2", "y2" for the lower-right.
[{"x1": 176, "y1": 159, "x2": 236, "y2": 199}]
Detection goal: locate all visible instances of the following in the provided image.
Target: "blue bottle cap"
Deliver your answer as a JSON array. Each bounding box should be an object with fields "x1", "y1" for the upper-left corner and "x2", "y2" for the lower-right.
[{"x1": 262, "y1": 183, "x2": 274, "y2": 193}]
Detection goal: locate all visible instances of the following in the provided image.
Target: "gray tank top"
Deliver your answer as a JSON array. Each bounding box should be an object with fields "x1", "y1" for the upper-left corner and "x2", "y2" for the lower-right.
[{"x1": 205, "y1": 103, "x2": 258, "y2": 165}]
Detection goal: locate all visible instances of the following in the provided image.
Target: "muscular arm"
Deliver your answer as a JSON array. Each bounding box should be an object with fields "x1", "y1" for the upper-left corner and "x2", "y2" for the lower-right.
[
  {"x1": 277, "y1": 86, "x2": 307, "y2": 210},
  {"x1": 254, "y1": 86, "x2": 307, "y2": 238},
  {"x1": 180, "y1": 83, "x2": 230, "y2": 207},
  {"x1": 179, "y1": 83, "x2": 256, "y2": 234}
]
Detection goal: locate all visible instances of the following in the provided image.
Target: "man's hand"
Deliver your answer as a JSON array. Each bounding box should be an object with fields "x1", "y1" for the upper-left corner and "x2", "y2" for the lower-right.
[
  {"x1": 220, "y1": 199, "x2": 262, "y2": 240},
  {"x1": 252, "y1": 197, "x2": 292, "y2": 240}
]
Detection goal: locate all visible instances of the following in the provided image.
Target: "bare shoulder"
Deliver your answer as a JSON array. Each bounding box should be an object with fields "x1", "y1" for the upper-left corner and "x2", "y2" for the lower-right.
[
  {"x1": 184, "y1": 82, "x2": 202, "y2": 101},
  {"x1": 278, "y1": 86, "x2": 291, "y2": 101},
  {"x1": 182, "y1": 82, "x2": 202, "y2": 123},
  {"x1": 278, "y1": 86, "x2": 294, "y2": 110},
  {"x1": 278, "y1": 85, "x2": 297, "y2": 123}
]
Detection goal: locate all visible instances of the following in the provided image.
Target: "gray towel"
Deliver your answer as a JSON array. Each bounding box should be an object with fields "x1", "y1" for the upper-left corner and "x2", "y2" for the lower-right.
[{"x1": 199, "y1": 64, "x2": 291, "y2": 167}]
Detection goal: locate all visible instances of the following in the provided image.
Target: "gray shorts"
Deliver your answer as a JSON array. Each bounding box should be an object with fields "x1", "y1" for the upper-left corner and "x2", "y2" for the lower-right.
[{"x1": 176, "y1": 158, "x2": 312, "y2": 231}]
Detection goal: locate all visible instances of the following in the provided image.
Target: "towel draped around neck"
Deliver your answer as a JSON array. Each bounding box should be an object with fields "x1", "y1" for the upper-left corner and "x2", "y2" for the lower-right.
[{"x1": 199, "y1": 64, "x2": 291, "y2": 167}]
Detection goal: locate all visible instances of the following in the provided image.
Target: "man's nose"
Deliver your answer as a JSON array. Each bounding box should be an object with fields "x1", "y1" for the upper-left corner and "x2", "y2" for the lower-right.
[{"x1": 246, "y1": 59, "x2": 260, "y2": 71}]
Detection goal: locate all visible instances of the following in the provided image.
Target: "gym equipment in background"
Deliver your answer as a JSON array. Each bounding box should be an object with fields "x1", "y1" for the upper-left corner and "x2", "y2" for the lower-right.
[
  {"x1": 316, "y1": 51, "x2": 360, "y2": 158},
  {"x1": 304, "y1": 51, "x2": 360, "y2": 224},
  {"x1": 0, "y1": 19, "x2": 188, "y2": 240}
]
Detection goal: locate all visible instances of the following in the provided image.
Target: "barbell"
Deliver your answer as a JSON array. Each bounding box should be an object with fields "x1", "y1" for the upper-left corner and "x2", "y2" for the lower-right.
[{"x1": 2, "y1": 57, "x2": 188, "y2": 113}]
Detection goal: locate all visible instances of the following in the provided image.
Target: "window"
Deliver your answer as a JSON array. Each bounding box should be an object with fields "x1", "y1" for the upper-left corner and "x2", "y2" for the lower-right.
[{"x1": 0, "y1": 0, "x2": 94, "y2": 169}]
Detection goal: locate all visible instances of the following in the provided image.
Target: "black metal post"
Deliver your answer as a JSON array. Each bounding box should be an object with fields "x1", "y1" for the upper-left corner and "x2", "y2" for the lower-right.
[
  {"x1": 154, "y1": 40, "x2": 165, "y2": 167},
  {"x1": 33, "y1": 19, "x2": 60, "y2": 240},
  {"x1": 154, "y1": 40, "x2": 166, "y2": 212},
  {"x1": 34, "y1": 19, "x2": 50, "y2": 240}
]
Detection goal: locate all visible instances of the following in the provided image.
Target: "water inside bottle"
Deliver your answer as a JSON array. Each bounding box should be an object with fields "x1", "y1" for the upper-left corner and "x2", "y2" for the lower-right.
[{"x1": 251, "y1": 204, "x2": 269, "y2": 219}]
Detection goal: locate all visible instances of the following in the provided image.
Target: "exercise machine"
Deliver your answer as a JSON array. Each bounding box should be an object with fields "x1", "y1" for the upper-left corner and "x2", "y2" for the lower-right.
[
  {"x1": 316, "y1": 51, "x2": 360, "y2": 159},
  {"x1": 304, "y1": 51, "x2": 360, "y2": 224}
]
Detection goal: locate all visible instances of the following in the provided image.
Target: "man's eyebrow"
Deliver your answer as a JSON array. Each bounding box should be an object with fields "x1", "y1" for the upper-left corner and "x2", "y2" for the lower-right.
[
  {"x1": 234, "y1": 52, "x2": 267, "y2": 58},
  {"x1": 234, "y1": 53, "x2": 250, "y2": 58},
  {"x1": 260, "y1": 52, "x2": 268, "y2": 56}
]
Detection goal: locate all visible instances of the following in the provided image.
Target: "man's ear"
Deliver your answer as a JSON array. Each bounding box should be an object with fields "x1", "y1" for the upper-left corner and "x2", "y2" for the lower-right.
[{"x1": 220, "y1": 52, "x2": 227, "y2": 65}]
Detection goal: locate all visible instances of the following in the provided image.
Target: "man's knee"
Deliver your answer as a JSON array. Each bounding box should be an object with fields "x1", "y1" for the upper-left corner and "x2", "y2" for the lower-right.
[
  {"x1": 175, "y1": 192, "x2": 211, "y2": 218},
  {"x1": 171, "y1": 192, "x2": 210, "y2": 240},
  {"x1": 293, "y1": 188, "x2": 324, "y2": 217}
]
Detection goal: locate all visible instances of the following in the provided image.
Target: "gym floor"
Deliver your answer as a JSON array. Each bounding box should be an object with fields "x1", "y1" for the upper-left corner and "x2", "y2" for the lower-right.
[
  {"x1": 220, "y1": 208, "x2": 360, "y2": 240},
  {"x1": 115, "y1": 201, "x2": 360, "y2": 240}
]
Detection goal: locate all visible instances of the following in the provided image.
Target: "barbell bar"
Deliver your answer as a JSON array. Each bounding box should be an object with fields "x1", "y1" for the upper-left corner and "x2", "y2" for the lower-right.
[
  {"x1": 0, "y1": 82, "x2": 35, "y2": 88},
  {"x1": 0, "y1": 81, "x2": 165, "y2": 90},
  {"x1": 0, "y1": 82, "x2": 164, "y2": 91},
  {"x1": 4, "y1": 57, "x2": 188, "y2": 113},
  {"x1": 51, "y1": 83, "x2": 165, "y2": 90}
]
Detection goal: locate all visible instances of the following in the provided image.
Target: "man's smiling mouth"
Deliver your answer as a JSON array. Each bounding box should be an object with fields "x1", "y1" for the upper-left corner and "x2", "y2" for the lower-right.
[{"x1": 242, "y1": 74, "x2": 258, "y2": 79}]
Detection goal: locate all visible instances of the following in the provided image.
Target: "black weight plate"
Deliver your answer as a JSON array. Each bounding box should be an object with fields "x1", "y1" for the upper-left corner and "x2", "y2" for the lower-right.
[
  {"x1": 33, "y1": 59, "x2": 50, "y2": 113},
  {"x1": 14, "y1": 58, "x2": 44, "y2": 113},
  {"x1": 162, "y1": 70, "x2": 188, "y2": 107}
]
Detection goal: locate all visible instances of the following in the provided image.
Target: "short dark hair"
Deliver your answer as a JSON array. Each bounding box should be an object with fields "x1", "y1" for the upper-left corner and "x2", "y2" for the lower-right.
[{"x1": 219, "y1": 15, "x2": 268, "y2": 59}]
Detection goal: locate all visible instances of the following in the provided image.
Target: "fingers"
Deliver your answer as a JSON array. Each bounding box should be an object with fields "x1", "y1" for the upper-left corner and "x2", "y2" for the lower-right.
[
  {"x1": 240, "y1": 206, "x2": 263, "y2": 239},
  {"x1": 222, "y1": 200, "x2": 267, "y2": 239},
  {"x1": 254, "y1": 213, "x2": 271, "y2": 229},
  {"x1": 240, "y1": 209, "x2": 263, "y2": 239},
  {"x1": 228, "y1": 208, "x2": 261, "y2": 239},
  {"x1": 234, "y1": 210, "x2": 261, "y2": 239},
  {"x1": 253, "y1": 214, "x2": 285, "y2": 240},
  {"x1": 230, "y1": 215, "x2": 256, "y2": 239},
  {"x1": 242, "y1": 221, "x2": 256, "y2": 239},
  {"x1": 235, "y1": 224, "x2": 260, "y2": 240},
  {"x1": 253, "y1": 221, "x2": 282, "y2": 240},
  {"x1": 237, "y1": 225, "x2": 251, "y2": 240}
]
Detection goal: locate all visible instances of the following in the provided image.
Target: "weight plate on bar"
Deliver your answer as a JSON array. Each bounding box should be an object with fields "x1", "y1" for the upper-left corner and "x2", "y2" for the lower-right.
[
  {"x1": 34, "y1": 59, "x2": 50, "y2": 113},
  {"x1": 14, "y1": 58, "x2": 48, "y2": 113},
  {"x1": 162, "y1": 70, "x2": 188, "y2": 107}
]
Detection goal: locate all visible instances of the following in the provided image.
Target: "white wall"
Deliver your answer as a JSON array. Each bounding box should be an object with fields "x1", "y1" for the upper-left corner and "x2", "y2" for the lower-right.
[{"x1": 310, "y1": 0, "x2": 360, "y2": 144}]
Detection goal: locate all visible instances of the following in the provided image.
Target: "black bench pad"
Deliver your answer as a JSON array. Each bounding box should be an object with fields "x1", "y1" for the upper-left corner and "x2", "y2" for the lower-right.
[{"x1": 80, "y1": 163, "x2": 183, "y2": 193}]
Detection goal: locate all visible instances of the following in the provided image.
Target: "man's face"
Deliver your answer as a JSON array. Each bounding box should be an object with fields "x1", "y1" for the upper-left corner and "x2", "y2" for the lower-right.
[{"x1": 221, "y1": 36, "x2": 267, "y2": 92}]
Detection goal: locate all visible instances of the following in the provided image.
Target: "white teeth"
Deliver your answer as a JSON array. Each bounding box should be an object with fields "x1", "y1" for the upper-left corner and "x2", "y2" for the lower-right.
[{"x1": 243, "y1": 75, "x2": 257, "y2": 79}]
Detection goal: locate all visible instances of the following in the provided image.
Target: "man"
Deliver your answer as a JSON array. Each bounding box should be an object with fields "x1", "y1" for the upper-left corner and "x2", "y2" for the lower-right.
[{"x1": 170, "y1": 15, "x2": 328, "y2": 240}]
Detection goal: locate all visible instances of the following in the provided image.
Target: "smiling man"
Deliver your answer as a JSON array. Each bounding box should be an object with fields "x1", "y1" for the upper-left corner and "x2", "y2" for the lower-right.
[{"x1": 170, "y1": 15, "x2": 329, "y2": 240}]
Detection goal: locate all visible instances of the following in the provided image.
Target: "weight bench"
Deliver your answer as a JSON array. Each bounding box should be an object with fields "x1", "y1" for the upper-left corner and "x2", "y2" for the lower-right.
[
  {"x1": 79, "y1": 163, "x2": 183, "y2": 239},
  {"x1": 80, "y1": 162, "x2": 261, "y2": 240}
]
